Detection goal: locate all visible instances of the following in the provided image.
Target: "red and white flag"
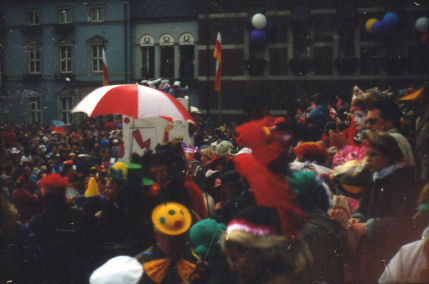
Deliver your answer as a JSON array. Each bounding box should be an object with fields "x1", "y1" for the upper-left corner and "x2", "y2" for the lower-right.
[
  {"x1": 214, "y1": 32, "x2": 222, "y2": 92},
  {"x1": 102, "y1": 48, "x2": 108, "y2": 86}
]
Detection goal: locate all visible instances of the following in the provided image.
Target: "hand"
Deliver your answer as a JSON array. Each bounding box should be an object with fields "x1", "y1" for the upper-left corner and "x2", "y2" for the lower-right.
[
  {"x1": 329, "y1": 130, "x2": 346, "y2": 149},
  {"x1": 215, "y1": 201, "x2": 223, "y2": 210},
  {"x1": 351, "y1": 222, "x2": 366, "y2": 237},
  {"x1": 328, "y1": 170, "x2": 336, "y2": 182},
  {"x1": 348, "y1": 218, "x2": 360, "y2": 227}
]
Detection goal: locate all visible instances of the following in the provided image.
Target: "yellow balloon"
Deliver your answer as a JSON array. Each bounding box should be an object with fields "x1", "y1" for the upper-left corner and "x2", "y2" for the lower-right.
[{"x1": 365, "y1": 18, "x2": 379, "y2": 33}]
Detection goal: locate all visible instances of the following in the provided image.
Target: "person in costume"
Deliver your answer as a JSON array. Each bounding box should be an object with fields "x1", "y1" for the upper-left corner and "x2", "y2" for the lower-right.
[
  {"x1": 92, "y1": 162, "x2": 149, "y2": 262},
  {"x1": 289, "y1": 171, "x2": 346, "y2": 284},
  {"x1": 74, "y1": 176, "x2": 106, "y2": 215},
  {"x1": 29, "y1": 173, "x2": 91, "y2": 284},
  {"x1": 221, "y1": 206, "x2": 311, "y2": 284},
  {"x1": 347, "y1": 131, "x2": 418, "y2": 282},
  {"x1": 135, "y1": 202, "x2": 206, "y2": 284},
  {"x1": 212, "y1": 170, "x2": 255, "y2": 225},
  {"x1": 0, "y1": 189, "x2": 45, "y2": 284},
  {"x1": 144, "y1": 142, "x2": 207, "y2": 221},
  {"x1": 189, "y1": 218, "x2": 236, "y2": 284},
  {"x1": 397, "y1": 84, "x2": 429, "y2": 187},
  {"x1": 232, "y1": 116, "x2": 305, "y2": 236}
]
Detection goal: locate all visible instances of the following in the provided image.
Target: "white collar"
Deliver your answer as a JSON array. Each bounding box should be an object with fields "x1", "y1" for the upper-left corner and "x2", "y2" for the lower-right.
[{"x1": 372, "y1": 163, "x2": 402, "y2": 181}]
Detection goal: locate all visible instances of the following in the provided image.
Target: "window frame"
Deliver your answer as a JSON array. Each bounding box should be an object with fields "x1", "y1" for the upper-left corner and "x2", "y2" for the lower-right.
[
  {"x1": 27, "y1": 45, "x2": 42, "y2": 74},
  {"x1": 26, "y1": 9, "x2": 40, "y2": 26},
  {"x1": 58, "y1": 96, "x2": 73, "y2": 125},
  {"x1": 159, "y1": 34, "x2": 175, "y2": 78},
  {"x1": 89, "y1": 44, "x2": 103, "y2": 73},
  {"x1": 57, "y1": 7, "x2": 72, "y2": 24},
  {"x1": 179, "y1": 33, "x2": 195, "y2": 79},
  {"x1": 88, "y1": 6, "x2": 105, "y2": 23},
  {"x1": 140, "y1": 35, "x2": 155, "y2": 79},
  {"x1": 58, "y1": 43, "x2": 73, "y2": 74},
  {"x1": 27, "y1": 96, "x2": 42, "y2": 124}
]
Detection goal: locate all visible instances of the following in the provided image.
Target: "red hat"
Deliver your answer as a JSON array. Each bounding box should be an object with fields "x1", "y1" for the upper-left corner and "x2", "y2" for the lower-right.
[
  {"x1": 294, "y1": 142, "x2": 329, "y2": 163},
  {"x1": 38, "y1": 173, "x2": 69, "y2": 189}
]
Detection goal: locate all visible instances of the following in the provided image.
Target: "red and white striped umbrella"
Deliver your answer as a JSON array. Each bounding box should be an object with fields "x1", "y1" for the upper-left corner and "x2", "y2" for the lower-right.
[{"x1": 72, "y1": 84, "x2": 195, "y2": 123}]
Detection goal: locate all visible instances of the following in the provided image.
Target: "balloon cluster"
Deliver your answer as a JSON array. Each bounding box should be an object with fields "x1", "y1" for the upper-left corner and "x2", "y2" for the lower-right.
[
  {"x1": 250, "y1": 13, "x2": 267, "y2": 43},
  {"x1": 365, "y1": 12, "x2": 428, "y2": 46},
  {"x1": 250, "y1": 13, "x2": 275, "y2": 44},
  {"x1": 415, "y1": 17, "x2": 428, "y2": 46},
  {"x1": 365, "y1": 12, "x2": 399, "y2": 37}
]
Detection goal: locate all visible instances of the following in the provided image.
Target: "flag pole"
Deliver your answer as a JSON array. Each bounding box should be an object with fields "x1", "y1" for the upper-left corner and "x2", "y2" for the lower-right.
[
  {"x1": 218, "y1": 89, "x2": 222, "y2": 123},
  {"x1": 214, "y1": 32, "x2": 222, "y2": 124}
]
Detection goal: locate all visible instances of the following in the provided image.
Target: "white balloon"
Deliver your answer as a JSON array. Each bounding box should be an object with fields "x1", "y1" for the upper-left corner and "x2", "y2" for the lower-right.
[
  {"x1": 251, "y1": 13, "x2": 267, "y2": 29},
  {"x1": 415, "y1": 17, "x2": 428, "y2": 33}
]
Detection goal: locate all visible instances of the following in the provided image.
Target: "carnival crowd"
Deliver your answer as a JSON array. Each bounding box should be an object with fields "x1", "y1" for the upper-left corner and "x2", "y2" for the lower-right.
[{"x1": 1, "y1": 82, "x2": 429, "y2": 284}]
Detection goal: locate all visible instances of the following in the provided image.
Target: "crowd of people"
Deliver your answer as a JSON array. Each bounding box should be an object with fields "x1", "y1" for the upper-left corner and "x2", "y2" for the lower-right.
[{"x1": 1, "y1": 82, "x2": 429, "y2": 284}]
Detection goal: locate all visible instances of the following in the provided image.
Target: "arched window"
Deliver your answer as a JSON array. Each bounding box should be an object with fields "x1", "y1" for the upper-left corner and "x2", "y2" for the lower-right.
[
  {"x1": 140, "y1": 35, "x2": 155, "y2": 79},
  {"x1": 87, "y1": 36, "x2": 106, "y2": 73},
  {"x1": 179, "y1": 33, "x2": 195, "y2": 78},
  {"x1": 159, "y1": 34, "x2": 174, "y2": 78}
]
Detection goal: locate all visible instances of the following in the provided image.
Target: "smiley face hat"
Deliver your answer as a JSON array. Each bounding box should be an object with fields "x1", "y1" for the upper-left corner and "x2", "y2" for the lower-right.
[{"x1": 152, "y1": 202, "x2": 192, "y2": 236}]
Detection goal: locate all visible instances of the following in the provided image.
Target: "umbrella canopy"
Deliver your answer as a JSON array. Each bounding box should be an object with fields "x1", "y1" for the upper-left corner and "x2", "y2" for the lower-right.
[
  {"x1": 72, "y1": 84, "x2": 195, "y2": 123},
  {"x1": 190, "y1": 106, "x2": 201, "y2": 114}
]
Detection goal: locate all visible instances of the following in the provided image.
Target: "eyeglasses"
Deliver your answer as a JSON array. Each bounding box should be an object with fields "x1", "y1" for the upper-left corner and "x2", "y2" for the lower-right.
[{"x1": 365, "y1": 118, "x2": 378, "y2": 125}]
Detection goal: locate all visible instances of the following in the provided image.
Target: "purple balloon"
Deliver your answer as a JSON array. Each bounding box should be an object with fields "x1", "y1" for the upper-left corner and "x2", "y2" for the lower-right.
[
  {"x1": 371, "y1": 20, "x2": 388, "y2": 36},
  {"x1": 250, "y1": 29, "x2": 267, "y2": 43}
]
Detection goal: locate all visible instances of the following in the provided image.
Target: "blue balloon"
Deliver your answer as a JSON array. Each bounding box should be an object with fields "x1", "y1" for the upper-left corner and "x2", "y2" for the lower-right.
[
  {"x1": 266, "y1": 20, "x2": 276, "y2": 30},
  {"x1": 371, "y1": 20, "x2": 388, "y2": 36},
  {"x1": 382, "y1": 12, "x2": 399, "y2": 29},
  {"x1": 250, "y1": 29, "x2": 267, "y2": 43}
]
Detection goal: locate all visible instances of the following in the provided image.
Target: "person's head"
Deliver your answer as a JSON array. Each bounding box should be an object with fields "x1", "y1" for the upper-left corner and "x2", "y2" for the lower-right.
[
  {"x1": 214, "y1": 170, "x2": 244, "y2": 201},
  {"x1": 289, "y1": 171, "x2": 324, "y2": 212},
  {"x1": 365, "y1": 100, "x2": 401, "y2": 132},
  {"x1": 350, "y1": 98, "x2": 367, "y2": 131},
  {"x1": 364, "y1": 131, "x2": 403, "y2": 172},
  {"x1": 221, "y1": 206, "x2": 310, "y2": 284},
  {"x1": 200, "y1": 147, "x2": 213, "y2": 165},
  {"x1": 312, "y1": 93, "x2": 325, "y2": 106},
  {"x1": 150, "y1": 142, "x2": 188, "y2": 182},
  {"x1": 152, "y1": 202, "x2": 192, "y2": 260},
  {"x1": 399, "y1": 83, "x2": 428, "y2": 116},
  {"x1": 38, "y1": 173, "x2": 69, "y2": 201},
  {"x1": 364, "y1": 88, "x2": 385, "y2": 103},
  {"x1": 294, "y1": 142, "x2": 329, "y2": 165}
]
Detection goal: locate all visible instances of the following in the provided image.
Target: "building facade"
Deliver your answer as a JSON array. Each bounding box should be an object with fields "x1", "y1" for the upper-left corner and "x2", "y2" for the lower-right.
[
  {"x1": 197, "y1": 0, "x2": 428, "y2": 120},
  {"x1": 1, "y1": 0, "x2": 130, "y2": 125},
  {"x1": 0, "y1": 0, "x2": 428, "y2": 125}
]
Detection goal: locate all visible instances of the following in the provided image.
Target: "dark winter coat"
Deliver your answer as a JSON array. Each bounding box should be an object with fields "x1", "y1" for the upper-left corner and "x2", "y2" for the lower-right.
[
  {"x1": 29, "y1": 197, "x2": 91, "y2": 284},
  {"x1": 295, "y1": 209, "x2": 346, "y2": 284},
  {"x1": 352, "y1": 165, "x2": 418, "y2": 282},
  {"x1": 0, "y1": 222, "x2": 45, "y2": 284}
]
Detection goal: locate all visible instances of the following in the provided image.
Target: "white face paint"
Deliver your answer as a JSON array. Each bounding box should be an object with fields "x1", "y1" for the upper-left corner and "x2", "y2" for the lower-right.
[{"x1": 353, "y1": 110, "x2": 366, "y2": 130}]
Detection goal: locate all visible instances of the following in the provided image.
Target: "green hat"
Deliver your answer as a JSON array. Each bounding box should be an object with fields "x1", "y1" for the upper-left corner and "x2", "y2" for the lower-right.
[
  {"x1": 109, "y1": 162, "x2": 143, "y2": 186},
  {"x1": 189, "y1": 218, "x2": 226, "y2": 258},
  {"x1": 289, "y1": 171, "x2": 319, "y2": 211}
]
